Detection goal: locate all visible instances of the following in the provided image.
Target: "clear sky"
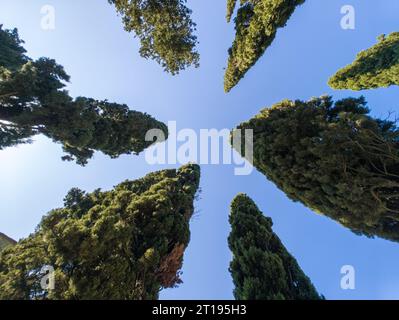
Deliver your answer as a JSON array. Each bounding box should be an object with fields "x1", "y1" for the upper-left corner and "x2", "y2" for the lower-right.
[{"x1": 0, "y1": 0, "x2": 399, "y2": 300}]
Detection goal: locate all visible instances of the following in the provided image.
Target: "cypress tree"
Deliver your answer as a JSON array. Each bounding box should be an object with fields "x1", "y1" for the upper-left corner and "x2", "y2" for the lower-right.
[
  {"x1": 329, "y1": 32, "x2": 399, "y2": 90},
  {"x1": 0, "y1": 123, "x2": 33, "y2": 150},
  {"x1": 224, "y1": 0, "x2": 305, "y2": 92},
  {"x1": 0, "y1": 233, "x2": 16, "y2": 252},
  {"x1": 229, "y1": 193, "x2": 322, "y2": 300},
  {"x1": 0, "y1": 164, "x2": 200, "y2": 300},
  {"x1": 108, "y1": 0, "x2": 199, "y2": 75},
  {"x1": 0, "y1": 25, "x2": 28, "y2": 71},
  {"x1": 226, "y1": 0, "x2": 238, "y2": 23},
  {"x1": 233, "y1": 96, "x2": 399, "y2": 242},
  {"x1": 0, "y1": 26, "x2": 168, "y2": 165}
]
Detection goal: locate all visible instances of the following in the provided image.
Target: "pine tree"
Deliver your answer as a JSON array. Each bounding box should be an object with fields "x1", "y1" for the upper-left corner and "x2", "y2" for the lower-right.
[
  {"x1": 109, "y1": 0, "x2": 199, "y2": 75},
  {"x1": 224, "y1": 0, "x2": 305, "y2": 92},
  {"x1": 0, "y1": 164, "x2": 200, "y2": 300},
  {"x1": 329, "y1": 32, "x2": 399, "y2": 90},
  {"x1": 228, "y1": 193, "x2": 322, "y2": 300},
  {"x1": 0, "y1": 25, "x2": 168, "y2": 165},
  {"x1": 233, "y1": 96, "x2": 399, "y2": 242}
]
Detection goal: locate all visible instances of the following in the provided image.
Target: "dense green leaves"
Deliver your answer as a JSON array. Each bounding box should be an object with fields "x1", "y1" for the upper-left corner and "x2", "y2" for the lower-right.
[
  {"x1": 0, "y1": 233, "x2": 16, "y2": 252},
  {"x1": 224, "y1": 0, "x2": 305, "y2": 92},
  {"x1": 329, "y1": 32, "x2": 399, "y2": 90},
  {"x1": 109, "y1": 0, "x2": 199, "y2": 74},
  {"x1": 233, "y1": 96, "x2": 399, "y2": 242},
  {"x1": 0, "y1": 26, "x2": 168, "y2": 165},
  {"x1": 0, "y1": 164, "x2": 200, "y2": 300},
  {"x1": 229, "y1": 194, "x2": 322, "y2": 300}
]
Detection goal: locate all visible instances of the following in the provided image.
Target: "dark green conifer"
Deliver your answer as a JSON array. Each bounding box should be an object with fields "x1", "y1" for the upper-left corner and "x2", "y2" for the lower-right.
[
  {"x1": 0, "y1": 233, "x2": 16, "y2": 252},
  {"x1": 109, "y1": 0, "x2": 199, "y2": 74},
  {"x1": 329, "y1": 32, "x2": 399, "y2": 90},
  {"x1": 0, "y1": 164, "x2": 200, "y2": 300},
  {"x1": 229, "y1": 193, "x2": 322, "y2": 300},
  {"x1": 0, "y1": 25, "x2": 167, "y2": 165},
  {"x1": 233, "y1": 96, "x2": 399, "y2": 242},
  {"x1": 224, "y1": 0, "x2": 305, "y2": 92}
]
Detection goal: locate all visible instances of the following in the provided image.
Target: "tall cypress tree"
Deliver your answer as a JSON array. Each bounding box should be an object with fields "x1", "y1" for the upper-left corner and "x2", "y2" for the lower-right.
[
  {"x1": 224, "y1": 0, "x2": 305, "y2": 92},
  {"x1": 228, "y1": 193, "x2": 322, "y2": 300},
  {"x1": 329, "y1": 32, "x2": 399, "y2": 90},
  {"x1": 0, "y1": 24, "x2": 28, "y2": 71},
  {"x1": 108, "y1": 0, "x2": 199, "y2": 75},
  {"x1": 0, "y1": 164, "x2": 200, "y2": 300},
  {"x1": 233, "y1": 96, "x2": 399, "y2": 242},
  {"x1": 0, "y1": 25, "x2": 168, "y2": 165},
  {"x1": 0, "y1": 233, "x2": 16, "y2": 252}
]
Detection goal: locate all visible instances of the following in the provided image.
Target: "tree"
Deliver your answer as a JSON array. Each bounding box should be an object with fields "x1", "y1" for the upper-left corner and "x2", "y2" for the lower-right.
[
  {"x1": 0, "y1": 233, "x2": 16, "y2": 252},
  {"x1": 329, "y1": 32, "x2": 399, "y2": 90},
  {"x1": 0, "y1": 24, "x2": 28, "y2": 71},
  {"x1": 226, "y1": 0, "x2": 238, "y2": 23},
  {"x1": 233, "y1": 96, "x2": 399, "y2": 242},
  {"x1": 0, "y1": 123, "x2": 33, "y2": 150},
  {"x1": 0, "y1": 164, "x2": 201, "y2": 300},
  {"x1": 228, "y1": 193, "x2": 322, "y2": 300},
  {"x1": 108, "y1": 0, "x2": 199, "y2": 75},
  {"x1": 224, "y1": 0, "x2": 305, "y2": 92},
  {"x1": 0, "y1": 25, "x2": 168, "y2": 165}
]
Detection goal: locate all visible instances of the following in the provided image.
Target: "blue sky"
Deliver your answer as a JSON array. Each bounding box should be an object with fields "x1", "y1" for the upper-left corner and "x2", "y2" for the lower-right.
[{"x1": 0, "y1": 0, "x2": 399, "y2": 299}]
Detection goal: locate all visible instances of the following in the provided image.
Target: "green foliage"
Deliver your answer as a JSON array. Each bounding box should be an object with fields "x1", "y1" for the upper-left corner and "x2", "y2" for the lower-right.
[
  {"x1": 0, "y1": 24, "x2": 28, "y2": 71},
  {"x1": 329, "y1": 32, "x2": 399, "y2": 90},
  {"x1": 0, "y1": 164, "x2": 201, "y2": 300},
  {"x1": 233, "y1": 96, "x2": 399, "y2": 242},
  {"x1": 224, "y1": 0, "x2": 305, "y2": 92},
  {"x1": 0, "y1": 233, "x2": 16, "y2": 252},
  {"x1": 226, "y1": 0, "x2": 238, "y2": 23},
  {"x1": 0, "y1": 26, "x2": 168, "y2": 165},
  {"x1": 0, "y1": 123, "x2": 33, "y2": 149},
  {"x1": 228, "y1": 194, "x2": 322, "y2": 300},
  {"x1": 109, "y1": 0, "x2": 199, "y2": 75}
]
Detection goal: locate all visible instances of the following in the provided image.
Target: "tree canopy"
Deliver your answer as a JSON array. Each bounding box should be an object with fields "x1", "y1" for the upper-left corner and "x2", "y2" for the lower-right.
[
  {"x1": 0, "y1": 164, "x2": 200, "y2": 300},
  {"x1": 109, "y1": 0, "x2": 199, "y2": 75},
  {"x1": 233, "y1": 96, "x2": 399, "y2": 242},
  {"x1": 229, "y1": 193, "x2": 322, "y2": 300},
  {"x1": 0, "y1": 233, "x2": 16, "y2": 252},
  {"x1": 0, "y1": 25, "x2": 28, "y2": 71},
  {"x1": 0, "y1": 25, "x2": 168, "y2": 165},
  {"x1": 329, "y1": 32, "x2": 399, "y2": 90},
  {"x1": 224, "y1": 0, "x2": 305, "y2": 92}
]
